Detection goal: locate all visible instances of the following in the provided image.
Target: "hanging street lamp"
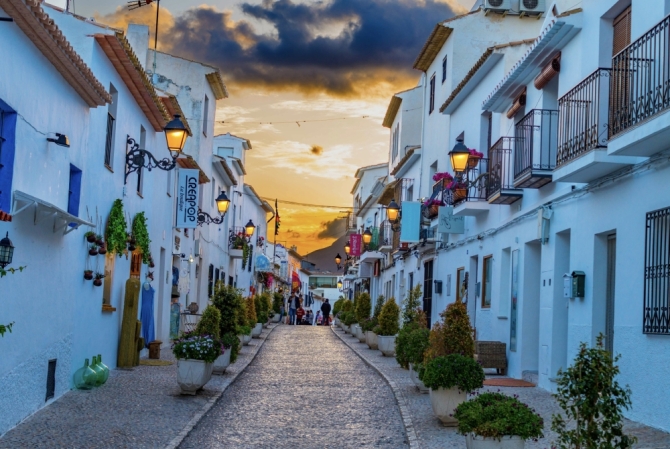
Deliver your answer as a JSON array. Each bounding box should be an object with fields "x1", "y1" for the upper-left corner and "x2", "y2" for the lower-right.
[
  {"x1": 245, "y1": 219, "x2": 256, "y2": 238},
  {"x1": 335, "y1": 253, "x2": 343, "y2": 270},
  {"x1": 344, "y1": 241, "x2": 351, "y2": 256},
  {"x1": 363, "y1": 228, "x2": 373, "y2": 248},
  {"x1": 387, "y1": 199, "x2": 401, "y2": 232},
  {"x1": 0, "y1": 232, "x2": 14, "y2": 269},
  {"x1": 449, "y1": 136, "x2": 470, "y2": 174},
  {"x1": 197, "y1": 191, "x2": 231, "y2": 226}
]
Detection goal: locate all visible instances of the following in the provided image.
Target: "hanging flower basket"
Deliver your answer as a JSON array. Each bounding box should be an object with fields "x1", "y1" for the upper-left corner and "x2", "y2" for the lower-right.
[
  {"x1": 454, "y1": 188, "x2": 467, "y2": 202},
  {"x1": 467, "y1": 149, "x2": 484, "y2": 169}
]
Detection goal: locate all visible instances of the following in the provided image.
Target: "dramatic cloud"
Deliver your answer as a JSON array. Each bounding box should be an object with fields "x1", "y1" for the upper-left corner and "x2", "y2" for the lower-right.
[
  {"x1": 317, "y1": 218, "x2": 346, "y2": 239},
  {"x1": 99, "y1": 0, "x2": 458, "y2": 96}
]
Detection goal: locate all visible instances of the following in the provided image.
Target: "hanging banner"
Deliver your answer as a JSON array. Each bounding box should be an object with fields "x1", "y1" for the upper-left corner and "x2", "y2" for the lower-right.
[
  {"x1": 176, "y1": 169, "x2": 200, "y2": 229},
  {"x1": 292, "y1": 271, "x2": 301, "y2": 293},
  {"x1": 400, "y1": 201, "x2": 421, "y2": 243},
  {"x1": 350, "y1": 233, "x2": 363, "y2": 257},
  {"x1": 438, "y1": 206, "x2": 465, "y2": 234}
]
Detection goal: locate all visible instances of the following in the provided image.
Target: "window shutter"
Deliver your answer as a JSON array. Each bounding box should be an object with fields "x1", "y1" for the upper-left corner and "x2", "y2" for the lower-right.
[
  {"x1": 612, "y1": 6, "x2": 631, "y2": 56},
  {"x1": 610, "y1": 6, "x2": 632, "y2": 137}
]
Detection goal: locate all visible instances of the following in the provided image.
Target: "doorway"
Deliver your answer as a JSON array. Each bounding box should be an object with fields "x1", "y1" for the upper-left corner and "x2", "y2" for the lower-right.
[
  {"x1": 156, "y1": 248, "x2": 166, "y2": 341},
  {"x1": 521, "y1": 242, "x2": 541, "y2": 373},
  {"x1": 605, "y1": 234, "x2": 616, "y2": 353},
  {"x1": 423, "y1": 260, "x2": 434, "y2": 327}
]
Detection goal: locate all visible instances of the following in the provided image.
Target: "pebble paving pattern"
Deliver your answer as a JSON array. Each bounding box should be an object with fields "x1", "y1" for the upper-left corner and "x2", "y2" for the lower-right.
[
  {"x1": 332, "y1": 325, "x2": 670, "y2": 449},
  {"x1": 178, "y1": 325, "x2": 409, "y2": 449}
]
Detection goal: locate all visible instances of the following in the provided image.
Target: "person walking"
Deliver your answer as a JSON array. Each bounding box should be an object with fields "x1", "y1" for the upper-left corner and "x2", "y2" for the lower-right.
[
  {"x1": 321, "y1": 299, "x2": 331, "y2": 326},
  {"x1": 288, "y1": 294, "x2": 299, "y2": 325},
  {"x1": 279, "y1": 303, "x2": 285, "y2": 325}
]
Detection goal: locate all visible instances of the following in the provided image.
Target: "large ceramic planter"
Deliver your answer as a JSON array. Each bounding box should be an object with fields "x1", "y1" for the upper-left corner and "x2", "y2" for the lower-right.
[
  {"x1": 429, "y1": 387, "x2": 467, "y2": 426},
  {"x1": 352, "y1": 324, "x2": 361, "y2": 339},
  {"x1": 177, "y1": 359, "x2": 213, "y2": 395},
  {"x1": 343, "y1": 324, "x2": 350, "y2": 334},
  {"x1": 333, "y1": 318, "x2": 339, "y2": 326},
  {"x1": 212, "y1": 349, "x2": 232, "y2": 374},
  {"x1": 241, "y1": 334, "x2": 252, "y2": 346},
  {"x1": 466, "y1": 434, "x2": 525, "y2": 449},
  {"x1": 357, "y1": 328, "x2": 366, "y2": 343},
  {"x1": 251, "y1": 323, "x2": 263, "y2": 338},
  {"x1": 366, "y1": 331, "x2": 378, "y2": 350},
  {"x1": 409, "y1": 363, "x2": 429, "y2": 394},
  {"x1": 272, "y1": 313, "x2": 280, "y2": 323},
  {"x1": 377, "y1": 335, "x2": 396, "y2": 356}
]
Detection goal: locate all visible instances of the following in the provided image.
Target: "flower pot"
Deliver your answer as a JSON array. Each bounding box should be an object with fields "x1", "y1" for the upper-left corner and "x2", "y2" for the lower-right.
[
  {"x1": 241, "y1": 334, "x2": 252, "y2": 346},
  {"x1": 89, "y1": 248, "x2": 98, "y2": 256},
  {"x1": 212, "y1": 349, "x2": 232, "y2": 375},
  {"x1": 333, "y1": 318, "x2": 339, "y2": 326},
  {"x1": 149, "y1": 262, "x2": 155, "y2": 268},
  {"x1": 366, "y1": 331, "x2": 378, "y2": 350},
  {"x1": 177, "y1": 359, "x2": 213, "y2": 395},
  {"x1": 357, "y1": 328, "x2": 366, "y2": 343},
  {"x1": 273, "y1": 313, "x2": 280, "y2": 323},
  {"x1": 251, "y1": 323, "x2": 263, "y2": 338},
  {"x1": 466, "y1": 434, "x2": 525, "y2": 449},
  {"x1": 343, "y1": 324, "x2": 350, "y2": 334},
  {"x1": 377, "y1": 335, "x2": 396, "y2": 357},
  {"x1": 429, "y1": 387, "x2": 467, "y2": 426},
  {"x1": 468, "y1": 156, "x2": 481, "y2": 169},
  {"x1": 454, "y1": 188, "x2": 467, "y2": 202},
  {"x1": 84, "y1": 271, "x2": 94, "y2": 281},
  {"x1": 97, "y1": 246, "x2": 107, "y2": 255},
  {"x1": 96, "y1": 238, "x2": 104, "y2": 246},
  {"x1": 93, "y1": 279, "x2": 103, "y2": 287},
  {"x1": 351, "y1": 324, "x2": 361, "y2": 339},
  {"x1": 229, "y1": 249, "x2": 244, "y2": 258},
  {"x1": 86, "y1": 234, "x2": 97, "y2": 243},
  {"x1": 188, "y1": 302, "x2": 199, "y2": 314},
  {"x1": 128, "y1": 244, "x2": 136, "y2": 252},
  {"x1": 409, "y1": 363, "x2": 429, "y2": 394}
]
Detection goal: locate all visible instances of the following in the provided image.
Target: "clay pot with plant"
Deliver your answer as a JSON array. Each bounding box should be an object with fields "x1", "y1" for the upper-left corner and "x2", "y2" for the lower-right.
[
  {"x1": 85, "y1": 231, "x2": 97, "y2": 243},
  {"x1": 89, "y1": 245, "x2": 99, "y2": 256},
  {"x1": 95, "y1": 235, "x2": 104, "y2": 246},
  {"x1": 98, "y1": 245, "x2": 107, "y2": 255},
  {"x1": 93, "y1": 272, "x2": 105, "y2": 287},
  {"x1": 84, "y1": 270, "x2": 94, "y2": 281}
]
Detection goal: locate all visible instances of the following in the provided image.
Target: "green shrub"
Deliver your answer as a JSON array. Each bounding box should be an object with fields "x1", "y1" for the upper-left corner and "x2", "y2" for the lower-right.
[
  {"x1": 377, "y1": 299, "x2": 400, "y2": 336},
  {"x1": 360, "y1": 317, "x2": 377, "y2": 333},
  {"x1": 237, "y1": 324, "x2": 252, "y2": 336},
  {"x1": 402, "y1": 285, "x2": 423, "y2": 325},
  {"x1": 342, "y1": 311, "x2": 356, "y2": 326},
  {"x1": 220, "y1": 333, "x2": 239, "y2": 363},
  {"x1": 341, "y1": 299, "x2": 353, "y2": 312},
  {"x1": 355, "y1": 292, "x2": 372, "y2": 323},
  {"x1": 195, "y1": 305, "x2": 221, "y2": 339},
  {"x1": 105, "y1": 199, "x2": 128, "y2": 256},
  {"x1": 272, "y1": 292, "x2": 283, "y2": 314},
  {"x1": 332, "y1": 297, "x2": 345, "y2": 316},
  {"x1": 552, "y1": 334, "x2": 636, "y2": 449},
  {"x1": 425, "y1": 300, "x2": 474, "y2": 361},
  {"x1": 421, "y1": 354, "x2": 484, "y2": 393},
  {"x1": 373, "y1": 295, "x2": 386, "y2": 319},
  {"x1": 246, "y1": 296, "x2": 257, "y2": 325},
  {"x1": 210, "y1": 283, "x2": 243, "y2": 362},
  {"x1": 396, "y1": 324, "x2": 430, "y2": 369},
  {"x1": 455, "y1": 392, "x2": 544, "y2": 440}
]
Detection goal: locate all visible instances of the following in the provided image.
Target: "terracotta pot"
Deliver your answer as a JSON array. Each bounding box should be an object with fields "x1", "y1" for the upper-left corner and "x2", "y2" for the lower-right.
[
  {"x1": 98, "y1": 246, "x2": 107, "y2": 255},
  {"x1": 86, "y1": 234, "x2": 97, "y2": 243},
  {"x1": 89, "y1": 248, "x2": 98, "y2": 256},
  {"x1": 84, "y1": 272, "x2": 94, "y2": 281},
  {"x1": 454, "y1": 188, "x2": 467, "y2": 202},
  {"x1": 429, "y1": 387, "x2": 467, "y2": 426},
  {"x1": 468, "y1": 156, "x2": 481, "y2": 169},
  {"x1": 93, "y1": 279, "x2": 103, "y2": 287}
]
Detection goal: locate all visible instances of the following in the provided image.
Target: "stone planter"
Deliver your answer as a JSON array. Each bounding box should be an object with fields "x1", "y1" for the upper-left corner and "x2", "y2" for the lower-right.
[
  {"x1": 343, "y1": 324, "x2": 350, "y2": 334},
  {"x1": 333, "y1": 318, "x2": 339, "y2": 326},
  {"x1": 466, "y1": 434, "x2": 525, "y2": 449},
  {"x1": 357, "y1": 328, "x2": 366, "y2": 343},
  {"x1": 409, "y1": 363, "x2": 429, "y2": 394},
  {"x1": 177, "y1": 359, "x2": 213, "y2": 395},
  {"x1": 241, "y1": 334, "x2": 252, "y2": 346},
  {"x1": 273, "y1": 313, "x2": 280, "y2": 323},
  {"x1": 352, "y1": 324, "x2": 361, "y2": 339},
  {"x1": 366, "y1": 331, "x2": 378, "y2": 350},
  {"x1": 213, "y1": 349, "x2": 232, "y2": 374},
  {"x1": 377, "y1": 335, "x2": 396, "y2": 356},
  {"x1": 429, "y1": 387, "x2": 467, "y2": 426},
  {"x1": 229, "y1": 248, "x2": 244, "y2": 259},
  {"x1": 251, "y1": 323, "x2": 263, "y2": 338}
]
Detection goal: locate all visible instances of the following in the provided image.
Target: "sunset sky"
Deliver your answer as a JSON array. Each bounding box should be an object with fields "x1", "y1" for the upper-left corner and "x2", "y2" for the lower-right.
[{"x1": 65, "y1": 0, "x2": 474, "y2": 253}]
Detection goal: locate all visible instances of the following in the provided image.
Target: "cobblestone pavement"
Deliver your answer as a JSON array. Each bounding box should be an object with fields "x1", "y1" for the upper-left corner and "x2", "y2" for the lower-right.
[
  {"x1": 332, "y1": 326, "x2": 670, "y2": 449},
  {"x1": 0, "y1": 325, "x2": 276, "y2": 449},
  {"x1": 178, "y1": 325, "x2": 408, "y2": 449}
]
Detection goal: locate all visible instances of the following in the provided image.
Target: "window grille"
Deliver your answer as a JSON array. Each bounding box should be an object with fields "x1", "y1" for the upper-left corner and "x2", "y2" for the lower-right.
[
  {"x1": 429, "y1": 76, "x2": 436, "y2": 114},
  {"x1": 104, "y1": 113, "x2": 115, "y2": 168},
  {"x1": 643, "y1": 206, "x2": 670, "y2": 334}
]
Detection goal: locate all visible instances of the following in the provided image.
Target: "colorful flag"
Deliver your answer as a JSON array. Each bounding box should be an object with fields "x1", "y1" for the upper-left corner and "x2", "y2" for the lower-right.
[{"x1": 292, "y1": 270, "x2": 301, "y2": 293}]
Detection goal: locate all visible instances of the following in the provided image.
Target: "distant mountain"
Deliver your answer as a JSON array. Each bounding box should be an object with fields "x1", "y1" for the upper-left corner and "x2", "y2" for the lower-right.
[{"x1": 302, "y1": 234, "x2": 349, "y2": 274}]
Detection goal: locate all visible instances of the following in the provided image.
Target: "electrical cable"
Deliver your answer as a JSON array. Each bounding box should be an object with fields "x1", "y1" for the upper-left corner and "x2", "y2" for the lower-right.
[{"x1": 260, "y1": 197, "x2": 354, "y2": 209}]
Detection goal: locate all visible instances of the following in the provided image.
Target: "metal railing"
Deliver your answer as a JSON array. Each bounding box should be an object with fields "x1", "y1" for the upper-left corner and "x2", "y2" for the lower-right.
[
  {"x1": 229, "y1": 226, "x2": 247, "y2": 249},
  {"x1": 456, "y1": 158, "x2": 489, "y2": 205},
  {"x1": 643, "y1": 206, "x2": 670, "y2": 335},
  {"x1": 378, "y1": 221, "x2": 393, "y2": 247},
  {"x1": 557, "y1": 68, "x2": 611, "y2": 167},
  {"x1": 487, "y1": 137, "x2": 519, "y2": 200},
  {"x1": 610, "y1": 15, "x2": 670, "y2": 137},
  {"x1": 514, "y1": 109, "x2": 558, "y2": 178}
]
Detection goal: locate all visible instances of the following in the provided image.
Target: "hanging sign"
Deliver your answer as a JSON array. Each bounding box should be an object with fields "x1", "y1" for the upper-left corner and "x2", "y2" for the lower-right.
[
  {"x1": 438, "y1": 206, "x2": 465, "y2": 234},
  {"x1": 350, "y1": 234, "x2": 363, "y2": 257},
  {"x1": 176, "y1": 169, "x2": 200, "y2": 229}
]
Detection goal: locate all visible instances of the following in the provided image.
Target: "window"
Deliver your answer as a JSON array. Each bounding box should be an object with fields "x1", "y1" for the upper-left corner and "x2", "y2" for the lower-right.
[
  {"x1": 309, "y1": 277, "x2": 338, "y2": 288},
  {"x1": 67, "y1": 164, "x2": 82, "y2": 225},
  {"x1": 612, "y1": 6, "x2": 631, "y2": 56},
  {"x1": 643, "y1": 206, "x2": 670, "y2": 334},
  {"x1": 104, "y1": 84, "x2": 118, "y2": 169},
  {"x1": 482, "y1": 255, "x2": 492, "y2": 308},
  {"x1": 203, "y1": 95, "x2": 209, "y2": 136},
  {"x1": 102, "y1": 253, "x2": 116, "y2": 306},
  {"x1": 442, "y1": 56, "x2": 447, "y2": 83},
  {"x1": 45, "y1": 359, "x2": 57, "y2": 402},
  {"x1": 429, "y1": 75, "x2": 436, "y2": 114},
  {"x1": 136, "y1": 126, "x2": 147, "y2": 197},
  {"x1": 0, "y1": 103, "x2": 16, "y2": 215},
  {"x1": 208, "y1": 264, "x2": 214, "y2": 298}
]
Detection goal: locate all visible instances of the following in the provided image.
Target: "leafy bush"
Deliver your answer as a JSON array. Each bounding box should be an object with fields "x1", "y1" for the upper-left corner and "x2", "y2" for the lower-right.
[
  {"x1": 132, "y1": 212, "x2": 152, "y2": 264},
  {"x1": 552, "y1": 334, "x2": 636, "y2": 449},
  {"x1": 454, "y1": 392, "x2": 544, "y2": 440},
  {"x1": 195, "y1": 305, "x2": 221, "y2": 339},
  {"x1": 245, "y1": 296, "x2": 257, "y2": 325},
  {"x1": 421, "y1": 354, "x2": 484, "y2": 393},
  {"x1": 237, "y1": 324, "x2": 252, "y2": 336},
  {"x1": 272, "y1": 292, "x2": 283, "y2": 314},
  {"x1": 355, "y1": 293, "x2": 372, "y2": 323},
  {"x1": 172, "y1": 334, "x2": 221, "y2": 363},
  {"x1": 360, "y1": 317, "x2": 377, "y2": 333},
  {"x1": 396, "y1": 325, "x2": 430, "y2": 369},
  {"x1": 341, "y1": 299, "x2": 353, "y2": 312},
  {"x1": 105, "y1": 199, "x2": 128, "y2": 256},
  {"x1": 402, "y1": 285, "x2": 423, "y2": 325},
  {"x1": 210, "y1": 283, "x2": 244, "y2": 362},
  {"x1": 220, "y1": 333, "x2": 239, "y2": 363},
  {"x1": 373, "y1": 295, "x2": 386, "y2": 319},
  {"x1": 425, "y1": 300, "x2": 474, "y2": 361},
  {"x1": 342, "y1": 311, "x2": 356, "y2": 326},
  {"x1": 332, "y1": 298, "x2": 344, "y2": 316},
  {"x1": 377, "y1": 299, "x2": 400, "y2": 336}
]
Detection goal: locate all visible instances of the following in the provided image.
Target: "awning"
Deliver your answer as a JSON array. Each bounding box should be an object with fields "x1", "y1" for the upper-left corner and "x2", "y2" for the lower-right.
[
  {"x1": 359, "y1": 251, "x2": 385, "y2": 264},
  {"x1": 378, "y1": 179, "x2": 399, "y2": 205},
  {"x1": 177, "y1": 156, "x2": 210, "y2": 184},
  {"x1": 11, "y1": 190, "x2": 94, "y2": 235},
  {"x1": 255, "y1": 253, "x2": 272, "y2": 273}
]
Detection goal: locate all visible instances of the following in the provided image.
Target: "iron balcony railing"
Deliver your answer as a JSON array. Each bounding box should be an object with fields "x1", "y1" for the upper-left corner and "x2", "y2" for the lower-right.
[
  {"x1": 378, "y1": 221, "x2": 393, "y2": 247},
  {"x1": 514, "y1": 109, "x2": 558, "y2": 178},
  {"x1": 457, "y1": 157, "x2": 489, "y2": 205},
  {"x1": 229, "y1": 226, "x2": 247, "y2": 249},
  {"x1": 487, "y1": 137, "x2": 519, "y2": 200},
  {"x1": 610, "y1": 15, "x2": 670, "y2": 137},
  {"x1": 557, "y1": 68, "x2": 611, "y2": 167}
]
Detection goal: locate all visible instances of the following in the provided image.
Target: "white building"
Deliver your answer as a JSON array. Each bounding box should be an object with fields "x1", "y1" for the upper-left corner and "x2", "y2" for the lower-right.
[{"x1": 355, "y1": 0, "x2": 670, "y2": 432}]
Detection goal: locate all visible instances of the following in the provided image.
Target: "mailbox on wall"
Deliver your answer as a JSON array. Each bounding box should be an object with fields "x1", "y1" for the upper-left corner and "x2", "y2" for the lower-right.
[
  {"x1": 563, "y1": 272, "x2": 586, "y2": 298},
  {"x1": 563, "y1": 273, "x2": 572, "y2": 298}
]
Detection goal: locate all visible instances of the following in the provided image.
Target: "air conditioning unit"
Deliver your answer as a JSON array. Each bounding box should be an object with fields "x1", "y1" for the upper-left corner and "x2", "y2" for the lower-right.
[
  {"x1": 484, "y1": 0, "x2": 511, "y2": 14},
  {"x1": 520, "y1": 0, "x2": 545, "y2": 16}
]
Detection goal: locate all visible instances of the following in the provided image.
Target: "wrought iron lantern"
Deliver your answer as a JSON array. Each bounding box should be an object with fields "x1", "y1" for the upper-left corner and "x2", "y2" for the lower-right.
[
  {"x1": 245, "y1": 220, "x2": 256, "y2": 237},
  {"x1": 335, "y1": 253, "x2": 343, "y2": 270},
  {"x1": 0, "y1": 232, "x2": 14, "y2": 269},
  {"x1": 164, "y1": 114, "x2": 189, "y2": 153},
  {"x1": 449, "y1": 137, "x2": 470, "y2": 173},
  {"x1": 344, "y1": 241, "x2": 351, "y2": 256},
  {"x1": 387, "y1": 199, "x2": 401, "y2": 232},
  {"x1": 363, "y1": 228, "x2": 373, "y2": 246},
  {"x1": 337, "y1": 280, "x2": 343, "y2": 291},
  {"x1": 197, "y1": 191, "x2": 231, "y2": 227}
]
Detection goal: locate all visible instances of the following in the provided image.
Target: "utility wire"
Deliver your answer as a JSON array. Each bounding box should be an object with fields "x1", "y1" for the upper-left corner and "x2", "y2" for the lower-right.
[
  {"x1": 260, "y1": 197, "x2": 354, "y2": 209},
  {"x1": 217, "y1": 115, "x2": 370, "y2": 127}
]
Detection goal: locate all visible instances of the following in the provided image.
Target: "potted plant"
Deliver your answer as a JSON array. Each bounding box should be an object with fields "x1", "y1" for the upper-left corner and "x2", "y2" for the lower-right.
[
  {"x1": 467, "y1": 149, "x2": 484, "y2": 168},
  {"x1": 407, "y1": 328, "x2": 430, "y2": 394},
  {"x1": 396, "y1": 285, "x2": 425, "y2": 368},
  {"x1": 172, "y1": 333, "x2": 220, "y2": 394},
  {"x1": 85, "y1": 231, "x2": 97, "y2": 243},
  {"x1": 246, "y1": 297, "x2": 262, "y2": 338},
  {"x1": 105, "y1": 199, "x2": 128, "y2": 257},
  {"x1": 88, "y1": 244, "x2": 99, "y2": 256},
  {"x1": 93, "y1": 272, "x2": 105, "y2": 286},
  {"x1": 84, "y1": 270, "x2": 94, "y2": 281},
  {"x1": 194, "y1": 305, "x2": 229, "y2": 374},
  {"x1": 97, "y1": 244, "x2": 107, "y2": 255},
  {"x1": 422, "y1": 354, "x2": 485, "y2": 426},
  {"x1": 132, "y1": 212, "x2": 152, "y2": 264},
  {"x1": 238, "y1": 325, "x2": 252, "y2": 346},
  {"x1": 432, "y1": 172, "x2": 454, "y2": 183},
  {"x1": 376, "y1": 299, "x2": 400, "y2": 356},
  {"x1": 551, "y1": 334, "x2": 637, "y2": 449},
  {"x1": 455, "y1": 392, "x2": 544, "y2": 449},
  {"x1": 365, "y1": 295, "x2": 385, "y2": 349},
  {"x1": 423, "y1": 198, "x2": 444, "y2": 219},
  {"x1": 272, "y1": 292, "x2": 283, "y2": 322},
  {"x1": 95, "y1": 234, "x2": 104, "y2": 246},
  {"x1": 355, "y1": 293, "x2": 371, "y2": 343},
  {"x1": 451, "y1": 181, "x2": 468, "y2": 202}
]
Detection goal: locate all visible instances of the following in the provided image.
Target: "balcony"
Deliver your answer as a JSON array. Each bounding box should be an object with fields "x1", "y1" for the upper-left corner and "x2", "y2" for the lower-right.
[
  {"x1": 453, "y1": 158, "x2": 490, "y2": 216},
  {"x1": 608, "y1": 15, "x2": 670, "y2": 157},
  {"x1": 487, "y1": 138, "x2": 523, "y2": 205},
  {"x1": 554, "y1": 68, "x2": 644, "y2": 183},
  {"x1": 514, "y1": 109, "x2": 558, "y2": 189},
  {"x1": 228, "y1": 226, "x2": 246, "y2": 258},
  {"x1": 378, "y1": 221, "x2": 393, "y2": 253}
]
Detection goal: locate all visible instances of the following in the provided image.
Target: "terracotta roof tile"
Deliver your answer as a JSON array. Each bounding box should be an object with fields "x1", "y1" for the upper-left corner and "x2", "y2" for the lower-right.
[{"x1": 0, "y1": 210, "x2": 12, "y2": 222}]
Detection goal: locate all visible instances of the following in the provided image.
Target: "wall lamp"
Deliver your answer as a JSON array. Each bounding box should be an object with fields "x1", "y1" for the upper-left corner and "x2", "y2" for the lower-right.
[
  {"x1": 0, "y1": 232, "x2": 14, "y2": 269},
  {"x1": 335, "y1": 253, "x2": 343, "y2": 270},
  {"x1": 124, "y1": 114, "x2": 189, "y2": 184},
  {"x1": 386, "y1": 199, "x2": 401, "y2": 232},
  {"x1": 46, "y1": 133, "x2": 70, "y2": 148},
  {"x1": 197, "y1": 191, "x2": 231, "y2": 226}
]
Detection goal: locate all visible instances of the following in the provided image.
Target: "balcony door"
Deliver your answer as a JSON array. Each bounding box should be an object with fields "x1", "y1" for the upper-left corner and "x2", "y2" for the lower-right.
[{"x1": 423, "y1": 260, "x2": 433, "y2": 328}]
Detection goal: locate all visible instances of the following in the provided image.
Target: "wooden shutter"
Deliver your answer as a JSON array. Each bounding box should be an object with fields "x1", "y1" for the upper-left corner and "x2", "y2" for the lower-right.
[
  {"x1": 610, "y1": 6, "x2": 632, "y2": 137},
  {"x1": 613, "y1": 6, "x2": 631, "y2": 56}
]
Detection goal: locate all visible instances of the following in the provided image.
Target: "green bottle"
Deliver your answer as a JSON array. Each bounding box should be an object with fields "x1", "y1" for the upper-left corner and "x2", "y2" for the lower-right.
[
  {"x1": 89, "y1": 356, "x2": 105, "y2": 387},
  {"x1": 73, "y1": 359, "x2": 97, "y2": 390},
  {"x1": 97, "y1": 354, "x2": 110, "y2": 384}
]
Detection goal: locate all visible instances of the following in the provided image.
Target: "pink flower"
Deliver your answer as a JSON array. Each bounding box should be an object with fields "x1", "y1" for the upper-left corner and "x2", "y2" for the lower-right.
[{"x1": 468, "y1": 149, "x2": 484, "y2": 158}]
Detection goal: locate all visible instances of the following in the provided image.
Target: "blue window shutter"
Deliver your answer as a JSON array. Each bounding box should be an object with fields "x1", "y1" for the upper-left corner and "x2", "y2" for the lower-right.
[
  {"x1": 400, "y1": 201, "x2": 421, "y2": 243},
  {"x1": 0, "y1": 105, "x2": 17, "y2": 214},
  {"x1": 68, "y1": 164, "x2": 82, "y2": 225}
]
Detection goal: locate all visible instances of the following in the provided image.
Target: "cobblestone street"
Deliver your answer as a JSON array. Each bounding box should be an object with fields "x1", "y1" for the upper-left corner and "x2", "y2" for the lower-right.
[{"x1": 179, "y1": 325, "x2": 408, "y2": 449}]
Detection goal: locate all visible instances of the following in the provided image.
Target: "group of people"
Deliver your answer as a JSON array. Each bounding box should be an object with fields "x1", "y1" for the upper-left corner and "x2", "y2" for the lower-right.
[{"x1": 279, "y1": 294, "x2": 332, "y2": 326}]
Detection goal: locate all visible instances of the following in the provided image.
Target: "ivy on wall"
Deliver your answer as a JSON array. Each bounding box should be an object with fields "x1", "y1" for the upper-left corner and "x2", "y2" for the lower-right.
[
  {"x1": 132, "y1": 212, "x2": 151, "y2": 264},
  {"x1": 106, "y1": 199, "x2": 128, "y2": 256}
]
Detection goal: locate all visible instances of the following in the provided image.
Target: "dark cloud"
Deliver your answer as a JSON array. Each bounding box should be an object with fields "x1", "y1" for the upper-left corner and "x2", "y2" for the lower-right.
[
  {"x1": 310, "y1": 145, "x2": 324, "y2": 155},
  {"x1": 317, "y1": 218, "x2": 345, "y2": 239},
  {"x1": 161, "y1": 0, "x2": 457, "y2": 96},
  {"x1": 286, "y1": 229, "x2": 302, "y2": 238}
]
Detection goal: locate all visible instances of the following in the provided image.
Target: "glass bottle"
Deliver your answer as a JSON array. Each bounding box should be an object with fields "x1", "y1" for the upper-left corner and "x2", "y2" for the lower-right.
[
  {"x1": 97, "y1": 354, "x2": 110, "y2": 384},
  {"x1": 89, "y1": 356, "x2": 105, "y2": 387},
  {"x1": 73, "y1": 359, "x2": 97, "y2": 390}
]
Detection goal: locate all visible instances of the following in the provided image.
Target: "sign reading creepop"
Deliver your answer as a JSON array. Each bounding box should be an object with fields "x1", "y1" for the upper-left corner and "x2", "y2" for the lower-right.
[
  {"x1": 350, "y1": 234, "x2": 362, "y2": 257},
  {"x1": 176, "y1": 169, "x2": 200, "y2": 228}
]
